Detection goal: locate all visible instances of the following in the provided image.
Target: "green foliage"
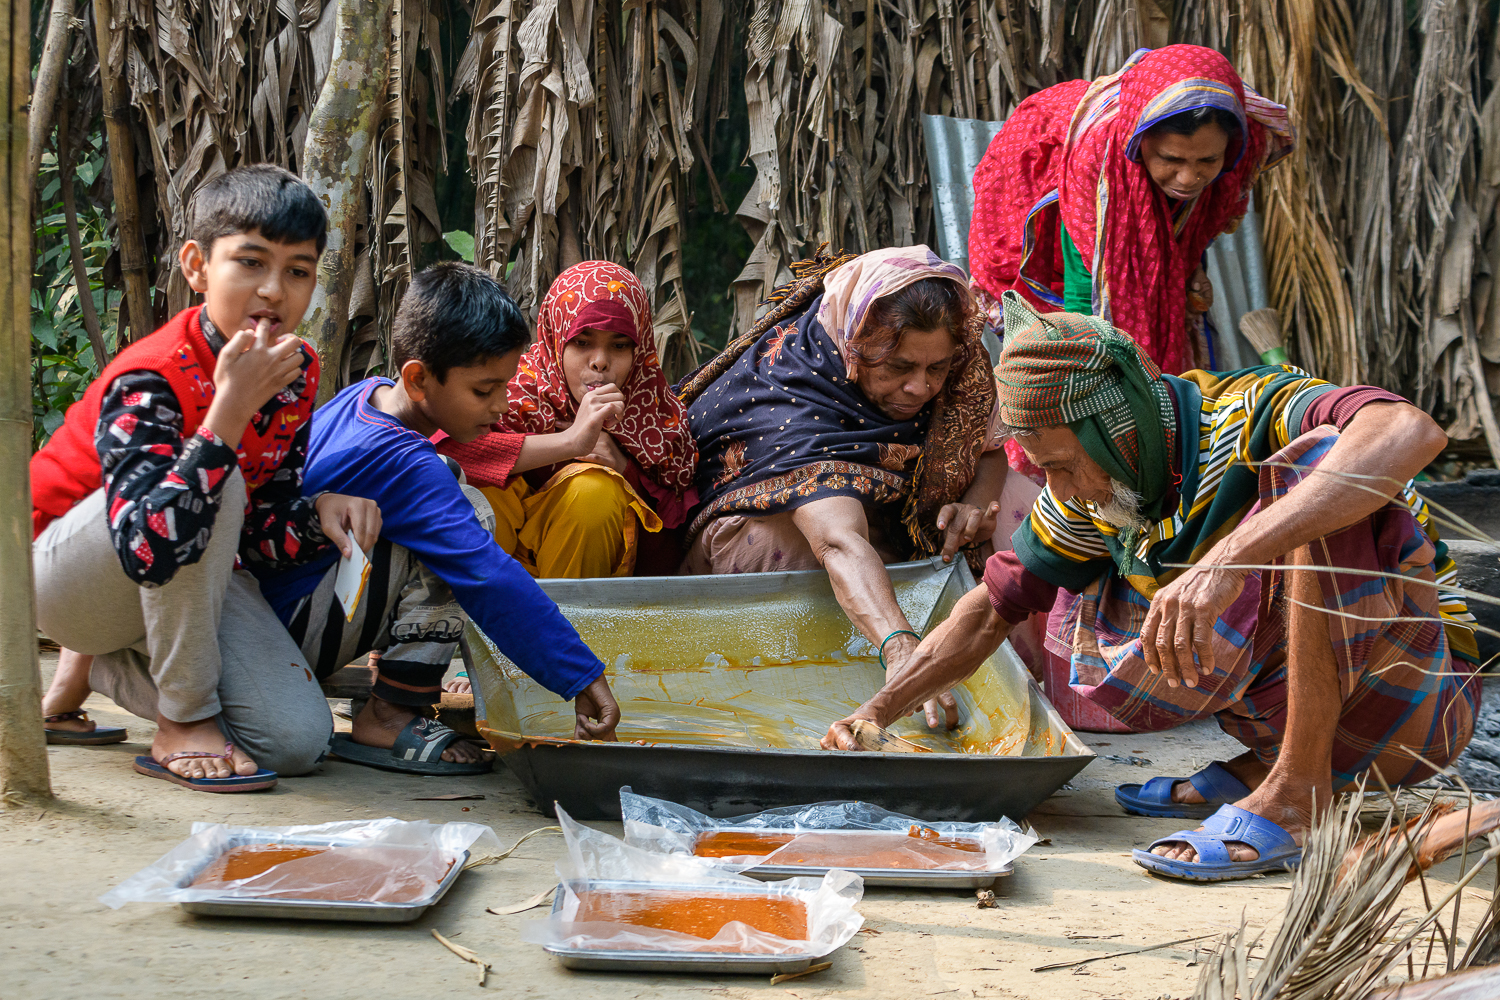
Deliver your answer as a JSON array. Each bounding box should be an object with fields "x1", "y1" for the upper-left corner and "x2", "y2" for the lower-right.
[
  {"x1": 680, "y1": 101, "x2": 755, "y2": 355},
  {"x1": 31, "y1": 135, "x2": 120, "y2": 448},
  {"x1": 442, "y1": 229, "x2": 476, "y2": 262}
]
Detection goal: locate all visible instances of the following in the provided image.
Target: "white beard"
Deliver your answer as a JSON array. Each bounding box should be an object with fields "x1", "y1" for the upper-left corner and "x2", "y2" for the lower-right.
[{"x1": 1094, "y1": 479, "x2": 1149, "y2": 533}]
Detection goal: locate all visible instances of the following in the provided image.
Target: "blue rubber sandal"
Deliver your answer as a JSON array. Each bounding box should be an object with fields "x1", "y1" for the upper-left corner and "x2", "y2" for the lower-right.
[
  {"x1": 1115, "y1": 761, "x2": 1251, "y2": 819},
  {"x1": 1133, "y1": 804, "x2": 1302, "y2": 882},
  {"x1": 133, "y1": 742, "x2": 278, "y2": 793}
]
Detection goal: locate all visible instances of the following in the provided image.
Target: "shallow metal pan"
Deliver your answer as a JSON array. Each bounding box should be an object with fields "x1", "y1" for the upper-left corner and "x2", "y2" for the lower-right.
[
  {"x1": 470, "y1": 558, "x2": 1095, "y2": 822},
  {"x1": 540, "y1": 878, "x2": 828, "y2": 974},
  {"x1": 176, "y1": 833, "x2": 470, "y2": 923}
]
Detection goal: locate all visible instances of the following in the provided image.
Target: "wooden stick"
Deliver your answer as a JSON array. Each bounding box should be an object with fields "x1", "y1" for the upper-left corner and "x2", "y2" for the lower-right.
[
  {"x1": 431, "y1": 929, "x2": 490, "y2": 987},
  {"x1": 91, "y1": 0, "x2": 152, "y2": 344},
  {"x1": 57, "y1": 95, "x2": 107, "y2": 367},
  {"x1": 1032, "y1": 933, "x2": 1218, "y2": 972},
  {"x1": 28, "y1": 0, "x2": 71, "y2": 188},
  {"x1": 1461, "y1": 315, "x2": 1500, "y2": 471},
  {"x1": 770, "y1": 961, "x2": 832, "y2": 985},
  {"x1": 0, "y1": 0, "x2": 51, "y2": 806}
]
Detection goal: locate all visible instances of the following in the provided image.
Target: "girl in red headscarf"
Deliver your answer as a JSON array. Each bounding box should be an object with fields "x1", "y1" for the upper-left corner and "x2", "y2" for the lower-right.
[
  {"x1": 438, "y1": 261, "x2": 697, "y2": 579},
  {"x1": 968, "y1": 44, "x2": 1294, "y2": 376}
]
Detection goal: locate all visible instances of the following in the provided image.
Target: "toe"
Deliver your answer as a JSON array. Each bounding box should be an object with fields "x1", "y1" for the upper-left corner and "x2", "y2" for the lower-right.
[{"x1": 1228, "y1": 842, "x2": 1260, "y2": 863}]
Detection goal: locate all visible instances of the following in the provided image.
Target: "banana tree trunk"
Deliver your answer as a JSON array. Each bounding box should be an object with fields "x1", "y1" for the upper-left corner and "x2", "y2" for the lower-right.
[
  {"x1": 0, "y1": 0, "x2": 50, "y2": 804},
  {"x1": 297, "y1": 0, "x2": 395, "y2": 404}
]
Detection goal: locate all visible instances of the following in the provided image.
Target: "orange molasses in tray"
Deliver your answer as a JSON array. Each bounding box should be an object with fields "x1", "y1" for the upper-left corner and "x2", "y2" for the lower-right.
[
  {"x1": 189, "y1": 843, "x2": 454, "y2": 903},
  {"x1": 692, "y1": 825, "x2": 985, "y2": 869},
  {"x1": 573, "y1": 888, "x2": 808, "y2": 945}
]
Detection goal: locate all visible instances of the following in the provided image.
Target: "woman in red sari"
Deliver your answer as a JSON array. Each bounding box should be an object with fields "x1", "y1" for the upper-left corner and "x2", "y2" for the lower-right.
[{"x1": 967, "y1": 44, "x2": 1294, "y2": 376}]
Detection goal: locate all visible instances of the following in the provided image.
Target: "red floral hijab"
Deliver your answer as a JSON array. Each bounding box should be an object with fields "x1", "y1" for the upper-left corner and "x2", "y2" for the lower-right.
[
  {"x1": 969, "y1": 45, "x2": 1294, "y2": 373},
  {"x1": 502, "y1": 261, "x2": 697, "y2": 494}
]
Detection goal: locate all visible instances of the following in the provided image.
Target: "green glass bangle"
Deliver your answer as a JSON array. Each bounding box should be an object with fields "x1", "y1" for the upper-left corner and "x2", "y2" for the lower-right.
[{"x1": 878, "y1": 629, "x2": 920, "y2": 670}]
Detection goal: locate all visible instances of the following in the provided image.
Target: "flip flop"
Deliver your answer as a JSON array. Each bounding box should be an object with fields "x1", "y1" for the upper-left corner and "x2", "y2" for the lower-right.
[
  {"x1": 44, "y1": 710, "x2": 127, "y2": 746},
  {"x1": 330, "y1": 716, "x2": 492, "y2": 776},
  {"x1": 1115, "y1": 761, "x2": 1251, "y2": 819},
  {"x1": 133, "y1": 742, "x2": 278, "y2": 792},
  {"x1": 1133, "y1": 804, "x2": 1302, "y2": 883}
]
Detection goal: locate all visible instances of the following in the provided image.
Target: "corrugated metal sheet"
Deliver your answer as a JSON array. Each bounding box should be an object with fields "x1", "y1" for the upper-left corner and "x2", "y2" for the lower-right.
[
  {"x1": 1202, "y1": 196, "x2": 1269, "y2": 370},
  {"x1": 921, "y1": 114, "x2": 1004, "y2": 274},
  {"x1": 922, "y1": 112, "x2": 1270, "y2": 372}
]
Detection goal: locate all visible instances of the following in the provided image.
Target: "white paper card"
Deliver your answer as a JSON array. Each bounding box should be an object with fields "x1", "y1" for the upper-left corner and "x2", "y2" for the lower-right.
[{"x1": 334, "y1": 543, "x2": 371, "y2": 622}]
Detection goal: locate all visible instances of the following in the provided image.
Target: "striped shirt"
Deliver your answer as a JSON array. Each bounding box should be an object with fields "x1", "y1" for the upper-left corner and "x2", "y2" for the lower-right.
[{"x1": 1006, "y1": 366, "x2": 1477, "y2": 661}]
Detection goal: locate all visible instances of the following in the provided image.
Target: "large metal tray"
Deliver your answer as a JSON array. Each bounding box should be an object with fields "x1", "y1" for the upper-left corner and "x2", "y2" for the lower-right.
[
  {"x1": 470, "y1": 558, "x2": 1093, "y2": 822},
  {"x1": 177, "y1": 833, "x2": 470, "y2": 923},
  {"x1": 540, "y1": 879, "x2": 826, "y2": 974},
  {"x1": 701, "y1": 827, "x2": 1009, "y2": 888}
]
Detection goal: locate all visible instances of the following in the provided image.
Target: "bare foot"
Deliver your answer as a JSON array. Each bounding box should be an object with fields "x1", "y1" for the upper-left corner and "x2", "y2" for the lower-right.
[
  {"x1": 41, "y1": 649, "x2": 97, "y2": 731},
  {"x1": 153, "y1": 715, "x2": 258, "y2": 779},
  {"x1": 442, "y1": 677, "x2": 472, "y2": 695},
  {"x1": 1150, "y1": 779, "x2": 1327, "y2": 864},
  {"x1": 1170, "y1": 751, "x2": 1270, "y2": 805},
  {"x1": 352, "y1": 695, "x2": 482, "y2": 763},
  {"x1": 42, "y1": 711, "x2": 97, "y2": 733}
]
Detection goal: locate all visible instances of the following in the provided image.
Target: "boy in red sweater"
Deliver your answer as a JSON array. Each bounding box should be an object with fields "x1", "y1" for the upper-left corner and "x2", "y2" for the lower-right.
[{"x1": 31, "y1": 165, "x2": 378, "y2": 792}]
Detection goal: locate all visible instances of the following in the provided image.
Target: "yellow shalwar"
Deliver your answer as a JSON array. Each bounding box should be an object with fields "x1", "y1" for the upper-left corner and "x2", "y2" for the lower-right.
[{"x1": 479, "y1": 463, "x2": 662, "y2": 578}]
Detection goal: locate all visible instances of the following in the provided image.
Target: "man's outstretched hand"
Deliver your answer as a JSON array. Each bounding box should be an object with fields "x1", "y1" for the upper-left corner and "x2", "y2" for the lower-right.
[
  {"x1": 574, "y1": 674, "x2": 621, "y2": 741},
  {"x1": 822, "y1": 707, "x2": 881, "y2": 751}
]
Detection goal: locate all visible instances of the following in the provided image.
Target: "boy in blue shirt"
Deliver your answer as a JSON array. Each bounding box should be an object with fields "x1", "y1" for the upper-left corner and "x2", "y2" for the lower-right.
[{"x1": 255, "y1": 263, "x2": 620, "y2": 774}]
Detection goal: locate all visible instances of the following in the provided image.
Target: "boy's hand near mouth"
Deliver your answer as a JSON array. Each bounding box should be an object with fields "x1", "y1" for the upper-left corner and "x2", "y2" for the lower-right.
[{"x1": 202, "y1": 317, "x2": 305, "y2": 448}]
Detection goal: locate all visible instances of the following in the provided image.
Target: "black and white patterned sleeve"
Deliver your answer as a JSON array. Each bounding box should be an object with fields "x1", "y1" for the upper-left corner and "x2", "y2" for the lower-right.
[{"x1": 95, "y1": 372, "x2": 239, "y2": 586}]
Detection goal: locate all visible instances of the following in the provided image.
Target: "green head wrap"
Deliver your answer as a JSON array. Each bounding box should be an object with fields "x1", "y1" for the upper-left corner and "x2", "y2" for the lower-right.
[{"x1": 995, "y1": 291, "x2": 1176, "y2": 522}]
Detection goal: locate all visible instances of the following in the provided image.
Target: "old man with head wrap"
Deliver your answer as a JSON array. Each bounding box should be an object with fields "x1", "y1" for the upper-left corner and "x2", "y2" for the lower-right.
[{"x1": 825, "y1": 292, "x2": 1483, "y2": 884}]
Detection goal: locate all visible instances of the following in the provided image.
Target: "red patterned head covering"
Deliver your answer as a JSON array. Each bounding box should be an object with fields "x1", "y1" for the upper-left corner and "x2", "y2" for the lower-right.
[
  {"x1": 502, "y1": 261, "x2": 697, "y2": 494},
  {"x1": 969, "y1": 45, "x2": 1294, "y2": 374}
]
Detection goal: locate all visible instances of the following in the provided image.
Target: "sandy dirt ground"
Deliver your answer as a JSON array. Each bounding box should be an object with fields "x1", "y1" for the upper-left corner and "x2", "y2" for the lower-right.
[{"x1": 2, "y1": 652, "x2": 1492, "y2": 1000}]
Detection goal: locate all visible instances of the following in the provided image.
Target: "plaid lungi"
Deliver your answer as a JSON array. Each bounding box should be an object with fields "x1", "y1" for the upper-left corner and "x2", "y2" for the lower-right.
[{"x1": 1045, "y1": 427, "x2": 1483, "y2": 789}]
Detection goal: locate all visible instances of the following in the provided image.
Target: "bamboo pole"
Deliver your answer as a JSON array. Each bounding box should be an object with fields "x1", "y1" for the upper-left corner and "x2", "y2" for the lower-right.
[
  {"x1": 295, "y1": 0, "x2": 395, "y2": 404},
  {"x1": 91, "y1": 0, "x2": 152, "y2": 344},
  {"x1": 0, "y1": 0, "x2": 52, "y2": 805},
  {"x1": 28, "y1": 0, "x2": 71, "y2": 187}
]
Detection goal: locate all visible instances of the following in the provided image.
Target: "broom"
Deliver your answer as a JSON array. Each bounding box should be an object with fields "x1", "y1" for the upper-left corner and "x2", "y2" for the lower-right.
[{"x1": 1240, "y1": 307, "x2": 1290, "y2": 365}]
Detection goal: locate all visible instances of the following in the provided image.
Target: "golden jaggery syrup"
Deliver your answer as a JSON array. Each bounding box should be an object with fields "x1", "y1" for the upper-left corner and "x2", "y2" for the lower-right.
[
  {"x1": 691, "y1": 831, "x2": 797, "y2": 857},
  {"x1": 189, "y1": 844, "x2": 454, "y2": 903},
  {"x1": 192, "y1": 844, "x2": 329, "y2": 882},
  {"x1": 574, "y1": 889, "x2": 807, "y2": 942},
  {"x1": 691, "y1": 829, "x2": 984, "y2": 869}
]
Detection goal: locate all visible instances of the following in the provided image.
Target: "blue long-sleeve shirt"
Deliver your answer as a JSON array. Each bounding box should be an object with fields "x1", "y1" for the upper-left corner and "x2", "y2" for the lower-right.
[{"x1": 255, "y1": 378, "x2": 605, "y2": 700}]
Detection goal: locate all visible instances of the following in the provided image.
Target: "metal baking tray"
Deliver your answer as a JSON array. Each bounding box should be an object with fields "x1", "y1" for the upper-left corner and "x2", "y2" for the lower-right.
[
  {"x1": 701, "y1": 827, "x2": 1010, "y2": 888},
  {"x1": 469, "y1": 558, "x2": 1094, "y2": 822},
  {"x1": 540, "y1": 878, "x2": 829, "y2": 974},
  {"x1": 177, "y1": 833, "x2": 470, "y2": 923}
]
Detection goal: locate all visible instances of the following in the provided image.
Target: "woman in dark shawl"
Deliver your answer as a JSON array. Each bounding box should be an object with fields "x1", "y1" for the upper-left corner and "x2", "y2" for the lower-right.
[{"x1": 680, "y1": 246, "x2": 1032, "y2": 728}]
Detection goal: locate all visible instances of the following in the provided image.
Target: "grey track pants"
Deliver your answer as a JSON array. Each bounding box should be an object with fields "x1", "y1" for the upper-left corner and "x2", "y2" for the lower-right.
[
  {"x1": 32, "y1": 469, "x2": 333, "y2": 775},
  {"x1": 288, "y1": 484, "x2": 495, "y2": 709}
]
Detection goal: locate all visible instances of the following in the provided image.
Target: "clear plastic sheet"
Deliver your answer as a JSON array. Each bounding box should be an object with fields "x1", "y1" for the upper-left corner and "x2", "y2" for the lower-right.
[
  {"x1": 521, "y1": 806, "x2": 864, "y2": 957},
  {"x1": 620, "y1": 789, "x2": 1037, "y2": 873},
  {"x1": 99, "y1": 818, "x2": 502, "y2": 909}
]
